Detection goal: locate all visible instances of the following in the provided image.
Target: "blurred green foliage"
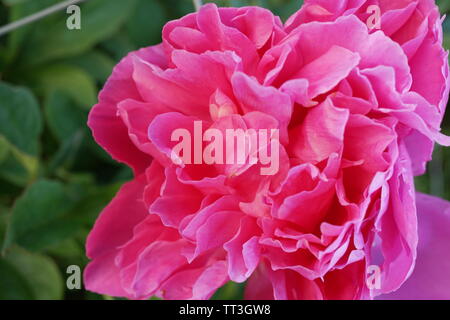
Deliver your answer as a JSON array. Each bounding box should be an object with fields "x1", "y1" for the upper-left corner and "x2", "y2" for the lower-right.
[{"x1": 0, "y1": 0, "x2": 448, "y2": 300}]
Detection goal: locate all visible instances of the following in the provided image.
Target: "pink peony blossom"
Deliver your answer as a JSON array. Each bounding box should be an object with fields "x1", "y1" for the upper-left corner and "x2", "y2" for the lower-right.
[{"x1": 85, "y1": 1, "x2": 450, "y2": 300}]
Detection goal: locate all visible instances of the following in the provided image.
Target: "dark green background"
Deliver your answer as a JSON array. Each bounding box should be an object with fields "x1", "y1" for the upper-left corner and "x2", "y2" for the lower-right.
[{"x1": 0, "y1": 0, "x2": 448, "y2": 300}]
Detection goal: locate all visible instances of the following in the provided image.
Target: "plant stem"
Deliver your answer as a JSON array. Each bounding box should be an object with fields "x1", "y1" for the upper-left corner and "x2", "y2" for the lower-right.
[{"x1": 0, "y1": 0, "x2": 87, "y2": 37}]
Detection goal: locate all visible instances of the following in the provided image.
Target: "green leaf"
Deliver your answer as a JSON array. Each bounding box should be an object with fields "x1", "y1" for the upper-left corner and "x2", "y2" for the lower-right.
[
  {"x1": 0, "y1": 207, "x2": 7, "y2": 249},
  {"x1": 67, "y1": 183, "x2": 121, "y2": 225},
  {"x1": 100, "y1": 31, "x2": 137, "y2": 61},
  {"x1": 0, "y1": 151, "x2": 38, "y2": 186},
  {"x1": 271, "y1": 0, "x2": 303, "y2": 22},
  {"x1": 3, "y1": 0, "x2": 57, "y2": 64},
  {"x1": 29, "y1": 64, "x2": 97, "y2": 109},
  {"x1": 45, "y1": 238, "x2": 86, "y2": 267},
  {"x1": 65, "y1": 50, "x2": 115, "y2": 83},
  {"x1": 444, "y1": 34, "x2": 450, "y2": 52},
  {"x1": 126, "y1": 0, "x2": 167, "y2": 47},
  {"x1": 414, "y1": 174, "x2": 429, "y2": 194},
  {"x1": 212, "y1": 281, "x2": 245, "y2": 300},
  {"x1": 0, "y1": 257, "x2": 33, "y2": 299},
  {"x1": 0, "y1": 179, "x2": 22, "y2": 206},
  {"x1": 44, "y1": 91, "x2": 88, "y2": 141},
  {"x1": 47, "y1": 130, "x2": 85, "y2": 175},
  {"x1": 2, "y1": 0, "x2": 33, "y2": 5},
  {"x1": 0, "y1": 82, "x2": 42, "y2": 156},
  {"x1": 0, "y1": 136, "x2": 9, "y2": 165},
  {"x1": 3, "y1": 179, "x2": 80, "y2": 252},
  {"x1": 437, "y1": 0, "x2": 450, "y2": 14},
  {"x1": 0, "y1": 82, "x2": 41, "y2": 184},
  {"x1": 20, "y1": 0, "x2": 138, "y2": 66},
  {"x1": 0, "y1": 247, "x2": 63, "y2": 300},
  {"x1": 233, "y1": 0, "x2": 251, "y2": 6},
  {"x1": 44, "y1": 91, "x2": 94, "y2": 174},
  {"x1": 162, "y1": 0, "x2": 195, "y2": 17}
]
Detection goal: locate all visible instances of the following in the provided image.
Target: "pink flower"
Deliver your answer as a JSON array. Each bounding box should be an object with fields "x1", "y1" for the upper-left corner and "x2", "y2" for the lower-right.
[{"x1": 85, "y1": 1, "x2": 450, "y2": 300}]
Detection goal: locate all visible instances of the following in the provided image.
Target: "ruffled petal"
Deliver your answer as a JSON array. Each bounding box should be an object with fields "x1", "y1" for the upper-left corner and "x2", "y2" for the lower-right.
[{"x1": 379, "y1": 192, "x2": 450, "y2": 300}]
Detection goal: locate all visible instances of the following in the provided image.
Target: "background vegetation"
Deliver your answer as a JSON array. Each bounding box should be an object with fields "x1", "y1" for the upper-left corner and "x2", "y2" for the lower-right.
[{"x1": 0, "y1": 0, "x2": 448, "y2": 300}]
